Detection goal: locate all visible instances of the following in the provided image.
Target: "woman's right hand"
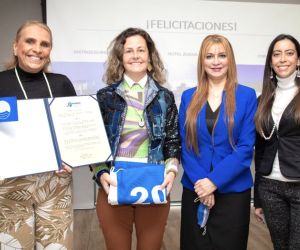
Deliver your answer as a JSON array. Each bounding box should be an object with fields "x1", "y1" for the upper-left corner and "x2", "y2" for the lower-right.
[
  {"x1": 194, "y1": 178, "x2": 217, "y2": 198},
  {"x1": 99, "y1": 172, "x2": 117, "y2": 195},
  {"x1": 254, "y1": 207, "x2": 265, "y2": 223}
]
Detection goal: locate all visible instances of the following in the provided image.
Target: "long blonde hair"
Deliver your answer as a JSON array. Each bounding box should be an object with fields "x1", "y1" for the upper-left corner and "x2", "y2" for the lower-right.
[
  {"x1": 6, "y1": 20, "x2": 52, "y2": 71},
  {"x1": 185, "y1": 34, "x2": 237, "y2": 153}
]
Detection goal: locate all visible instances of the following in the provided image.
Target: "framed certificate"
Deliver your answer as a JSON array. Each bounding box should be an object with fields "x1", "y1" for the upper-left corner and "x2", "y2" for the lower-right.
[{"x1": 0, "y1": 96, "x2": 112, "y2": 179}]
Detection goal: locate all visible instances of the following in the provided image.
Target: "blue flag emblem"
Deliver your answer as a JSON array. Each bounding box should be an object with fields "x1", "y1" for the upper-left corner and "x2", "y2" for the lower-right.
[{"x1": 0, "y1": 96, "x2": 18, "y2": 122}]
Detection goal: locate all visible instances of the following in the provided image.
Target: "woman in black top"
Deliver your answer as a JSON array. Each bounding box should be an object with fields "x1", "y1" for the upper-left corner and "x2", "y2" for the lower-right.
[
  {"x1": 0, "y1": 21, "x2": 75, "y2": 249},
  {"x1": 254, "y1": 34, "x2": 300, "y2": 250}
]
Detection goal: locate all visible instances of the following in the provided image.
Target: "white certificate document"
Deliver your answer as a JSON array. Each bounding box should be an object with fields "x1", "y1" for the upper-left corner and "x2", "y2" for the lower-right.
[
  {"x1": 0, "y1": 96, "x2": 112, "y2": 179},
  {"x1": 49, "y1": 95, "x2": 112, "y2": 167},
  {"x1": 0, "y1": 99, "x2": 59, "y2": 179}
]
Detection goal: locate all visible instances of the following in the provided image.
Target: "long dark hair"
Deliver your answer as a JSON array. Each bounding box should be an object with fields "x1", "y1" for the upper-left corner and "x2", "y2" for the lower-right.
[{"x1": 255, "y1": 34, "x2": 300, "y2": 134}]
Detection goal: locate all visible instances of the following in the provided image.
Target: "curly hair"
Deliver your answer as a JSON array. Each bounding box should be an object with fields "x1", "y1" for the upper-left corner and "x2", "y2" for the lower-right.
[{"x1": 104, "y1": 27, "x2": 166, "y2": 85}]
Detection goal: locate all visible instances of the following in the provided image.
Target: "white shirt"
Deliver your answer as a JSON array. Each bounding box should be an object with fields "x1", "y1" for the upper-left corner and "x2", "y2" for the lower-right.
[{"x1": 124, "y1": 74, "x2": 148, "y2": 88}]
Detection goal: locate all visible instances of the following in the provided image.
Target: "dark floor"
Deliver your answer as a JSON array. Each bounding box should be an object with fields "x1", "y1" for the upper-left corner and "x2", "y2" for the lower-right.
[{"x1": 74, "y1": 205, "x2": 273, "y2": 250}]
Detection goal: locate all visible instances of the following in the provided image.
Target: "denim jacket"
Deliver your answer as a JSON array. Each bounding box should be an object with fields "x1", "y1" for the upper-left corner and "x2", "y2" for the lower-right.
[{"x1": 96, "y1": 77, "x2": 180, "y2": 165}]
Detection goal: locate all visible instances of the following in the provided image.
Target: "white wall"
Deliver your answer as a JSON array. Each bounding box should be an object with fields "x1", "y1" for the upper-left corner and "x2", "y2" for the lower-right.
[
  {"x1": 0, "y1": 0, "x2": 42, "y2": 70},
  {"x1": 1, "y1": 0, "x2": 299, "y2": 69},
  {"x1": 204, "y1": 0, "x2": 300, "y2": 3}
]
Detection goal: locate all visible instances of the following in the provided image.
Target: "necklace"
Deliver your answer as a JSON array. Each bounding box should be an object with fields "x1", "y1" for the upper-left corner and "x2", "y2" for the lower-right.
[
  {"x1": 125, "y1": 88, "x2": 145, "y2": 128},
  {"x1": 209, "y1": 86, "x2": 223, "y2": 99},
  {"x1": 209, "y1": 91, "x2": 223, "y2": 98},
  {"x1": 15, "y1": 67, "x2": 53, "y2": 99},
  {"x1": 138, "y1": 119, "x2": 145, "y2": 128},
  {"x1": 261, "y1": 123, "x2": 276, "y2": 140}
]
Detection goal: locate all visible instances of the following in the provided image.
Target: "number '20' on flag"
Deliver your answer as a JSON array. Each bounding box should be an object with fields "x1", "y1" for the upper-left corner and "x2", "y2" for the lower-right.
[
  {"x1": 0, "y1": 96, "x2": 18, "y2": 122},
  {"x1": 108, "y1": 161, "x2": 167, "y2": 205}
]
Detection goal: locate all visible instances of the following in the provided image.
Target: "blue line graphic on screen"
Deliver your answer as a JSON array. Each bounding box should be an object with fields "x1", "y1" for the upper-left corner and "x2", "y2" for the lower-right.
[
  {"x1": 51, "y1": 62, "x2": 264, "y2": 100},
  {"x1": 237, "y1": 65, "x2": 264, "y2": 91},
  {"x1": 51, "y1": 62, "x2": 106, "y2": 95}
]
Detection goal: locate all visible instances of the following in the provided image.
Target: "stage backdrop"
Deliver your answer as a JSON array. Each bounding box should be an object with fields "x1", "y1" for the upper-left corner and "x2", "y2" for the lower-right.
[{"x1": 47, "y1": 0, "x2": 300, "y2": 208}]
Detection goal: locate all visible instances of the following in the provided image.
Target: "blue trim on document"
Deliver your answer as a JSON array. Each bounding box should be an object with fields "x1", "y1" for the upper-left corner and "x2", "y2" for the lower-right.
[{"x1": 44, "y1": 98, "x2": 62, "y2": 169}]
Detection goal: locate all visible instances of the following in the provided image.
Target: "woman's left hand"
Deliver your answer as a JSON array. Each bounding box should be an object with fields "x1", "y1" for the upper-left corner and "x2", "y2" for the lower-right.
[
  {"x1": 160, "y1": 171, "x2": 176, "y2": 195},
  {"x1": 200, "y1": 193, "x2": 215, "y2": 209},
  {"x1": 55, "y1": 163, "x2": 72, "y2": 176},
  {"x1": 194, "y1": 178, "x2": 217, "y2": 198}
]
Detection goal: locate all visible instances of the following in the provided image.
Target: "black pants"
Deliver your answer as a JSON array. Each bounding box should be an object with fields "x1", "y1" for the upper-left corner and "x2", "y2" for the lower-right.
[
  {"x1": 258, "y1": 177, "x2": 300, "y2": 250},
  {"x1": 180, "y1": 188, "x2": 251, "y2": 250}
]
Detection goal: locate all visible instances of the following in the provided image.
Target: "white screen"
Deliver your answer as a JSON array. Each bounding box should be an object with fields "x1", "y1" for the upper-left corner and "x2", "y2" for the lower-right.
[{"x1": 47, "y1": 0, "x2": 300, "y2": 101}]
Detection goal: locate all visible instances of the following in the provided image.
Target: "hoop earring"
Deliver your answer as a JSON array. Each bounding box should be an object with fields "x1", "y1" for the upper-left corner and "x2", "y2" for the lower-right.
[
  {"x1": 297, "y1": 65, "x2": 300, "y2": 78},
  {"x1": 270, "y1": 67, "x2": 273, "y2": 79}
]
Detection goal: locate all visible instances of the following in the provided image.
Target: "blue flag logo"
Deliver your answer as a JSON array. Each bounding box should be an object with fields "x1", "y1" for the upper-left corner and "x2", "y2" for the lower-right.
[{"x1": 0, "y1": 96, "x2": 18, "y2": 122}]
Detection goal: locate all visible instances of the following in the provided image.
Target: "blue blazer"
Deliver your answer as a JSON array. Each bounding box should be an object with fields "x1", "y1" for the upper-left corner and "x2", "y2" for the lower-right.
[{"x1": 179, "y1": 84, "x2": 257, "y2": 193}]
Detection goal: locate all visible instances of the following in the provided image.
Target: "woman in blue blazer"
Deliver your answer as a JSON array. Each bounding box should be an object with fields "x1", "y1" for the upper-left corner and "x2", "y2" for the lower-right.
[{"x1": 179, "y1": 34, "x2": 257, "y2": 250}]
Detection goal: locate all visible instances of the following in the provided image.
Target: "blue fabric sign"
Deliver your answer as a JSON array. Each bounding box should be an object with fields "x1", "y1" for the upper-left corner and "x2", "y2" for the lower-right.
[{"x1": 108, "y1": 161, "x2": 167, "y2": 205}]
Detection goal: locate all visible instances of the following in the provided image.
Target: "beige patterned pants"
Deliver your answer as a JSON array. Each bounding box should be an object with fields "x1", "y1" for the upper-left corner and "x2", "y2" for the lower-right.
[{"x1": 0, "y1": 172, "x2": 73, "y2": 250}]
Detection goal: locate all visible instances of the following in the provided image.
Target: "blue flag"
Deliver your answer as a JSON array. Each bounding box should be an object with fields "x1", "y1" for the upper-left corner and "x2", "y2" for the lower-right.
[
  {"x1": 0, "y1": 96, "x2": 18, "y2": 122},
  {"x1": 108, "y1": 161, "x2": 167, "y2": 205}
]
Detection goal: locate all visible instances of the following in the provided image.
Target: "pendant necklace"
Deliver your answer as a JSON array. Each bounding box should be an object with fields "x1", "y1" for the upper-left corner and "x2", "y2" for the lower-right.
[
  {"x1": 127, "y1": 97, "x2": 145, "y2": 128},
  {"x1": 138, "y1": 118, "x2": 145, "y2": 128},
  {"x1": 126, "y1": 87, "x2": 146, "y2": 128},
  {"x1": 15, "y1": 67, "x2": 53, "y2": 99},
  {"x1": 209, "y1": 89, "x2": 223, "y2": 99}
]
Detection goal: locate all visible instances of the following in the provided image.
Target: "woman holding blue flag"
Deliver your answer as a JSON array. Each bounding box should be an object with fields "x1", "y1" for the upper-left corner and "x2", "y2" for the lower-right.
[
  {"x1": 179, "y1": 34, "x2": 256, "y2": 250},
  {"x1": 94, "y1": 27, "x2": 180, "y2": 250}
]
